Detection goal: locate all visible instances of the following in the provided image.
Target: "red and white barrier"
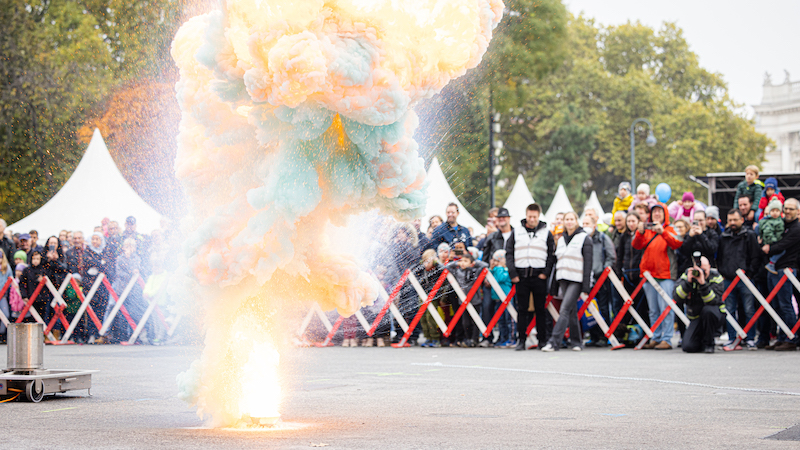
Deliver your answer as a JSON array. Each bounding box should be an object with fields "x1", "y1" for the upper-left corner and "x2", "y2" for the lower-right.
[
  {"x1": 724, "y1": 268, "x2": 796, "y2": 350},
  {"x1": 604, "y1": 271, "x2": 653, "y2": 341},
  {"x1": 305, "y1": 270, "x2": 413, "y2": 347},
  {"x1": 0, "y1": 275, "x2": 59, "y2": 342},
  {"x1": 125, "y1": 278, "x2": 170, "y2": 345},
  {"x1": 60, "y1": 275, "x2": 106, "y2": 343},
  {"x1": 635, "y1": 272, "x2": 691, "y2": 349}
]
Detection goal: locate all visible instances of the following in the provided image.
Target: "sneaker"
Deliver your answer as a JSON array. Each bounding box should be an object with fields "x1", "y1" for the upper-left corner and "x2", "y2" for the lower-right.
[
  {"x1": 765, "y1": 342, "x2": 778, "y2": 350},
  {"x1": 478, "y1": 339, "x2": 491, "y2": 348},
  {"x1": 704, "y1": 345, "x2": 715, "y2": 353},
  {"x1": 363, "y1": 338, "x2": 374, "y2": 347},
  {"x1": 420, "y1": 341, "x2": 430, "y2": 348},
  {"x1": 541, "y1": 343, "x2": 555, "y2": 352},
  {"x1": 746, "y1": 340, "x2": 757, "y2": 351},
  {"x1": 377, "y1": 338, "x2": 386, "y2": 347},
  {"x1": 774, "y1": 342, "x2": 797, "y2": 351},
  {"x1": 756, "y1": 341, "x2": 769, "y2": 349},
  {"x1": 765, "y1": 263, "x2": 778, "y2": 275},
  {"x1": 655, "y1": 341, "x2": 672, "y2": 350},
  {"x1": 430, "y1": 340, "x2": 441, "y2": 348},
  {"x1": 514, "y1": 341, "x2": 526, "y2": 351},
  {"x1": 571, "y1": 345, "x2": 582, "y2": 352}
]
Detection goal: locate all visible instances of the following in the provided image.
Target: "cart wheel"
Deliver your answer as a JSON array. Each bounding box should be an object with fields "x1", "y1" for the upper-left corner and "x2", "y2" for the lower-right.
[{"x1": 25, "y1": 380, "x2": 44, "y2": 403}]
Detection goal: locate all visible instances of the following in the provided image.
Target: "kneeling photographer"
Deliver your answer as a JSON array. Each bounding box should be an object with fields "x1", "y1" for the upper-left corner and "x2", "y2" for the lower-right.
[{"x1": 674, "y1": 252, "x2": 726, "y2": 353}]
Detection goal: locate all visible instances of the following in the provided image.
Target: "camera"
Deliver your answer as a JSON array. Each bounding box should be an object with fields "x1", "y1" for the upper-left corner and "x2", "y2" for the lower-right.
[
  {"x1": 644, "y1": 222, "x2": 656, "y2": 230},
  {"x1": 453, "y1": 249, "x2": 464, "y2": 256},
  {"x1": 49, "y1": 244, "x2": 57, "y2": 252},
  {"x1": 692, "y1": 220, "x2": 700, "y2": 227},
  {"x1": 691, "y1": 251, "x2": 701, "y2": 278}
]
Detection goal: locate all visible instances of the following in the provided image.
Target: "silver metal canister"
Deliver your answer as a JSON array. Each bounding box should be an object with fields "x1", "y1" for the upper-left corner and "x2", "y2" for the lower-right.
[{"x1": 7, "y1": 323, "x2": 44, "y2": 370}]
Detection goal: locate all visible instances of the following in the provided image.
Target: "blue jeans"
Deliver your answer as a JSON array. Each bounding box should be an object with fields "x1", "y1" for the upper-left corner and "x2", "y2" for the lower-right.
[
  {"x1": 768, "y1": 250, "x2": 785, "y2": 266},
  {"x1": 724, "y1": 279, "x2": 756, "y2": 342},
  {"x1": 767, "y1": 268, "x2": 798, "y2": 343},
  {"x1": 643, "y1": 278, "x2": 675, "y2": 343}
]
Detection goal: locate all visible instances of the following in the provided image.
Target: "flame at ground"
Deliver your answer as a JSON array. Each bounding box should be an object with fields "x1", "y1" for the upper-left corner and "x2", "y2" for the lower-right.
[{"x1": 171, "y1": 0, "x2": 503, "y2": 427}]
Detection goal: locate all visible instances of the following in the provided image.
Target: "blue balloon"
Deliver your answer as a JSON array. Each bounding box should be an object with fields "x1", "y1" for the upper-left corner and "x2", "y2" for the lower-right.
[{"x1": 655, "y1": 183, "x2": 672, "y2": 203}]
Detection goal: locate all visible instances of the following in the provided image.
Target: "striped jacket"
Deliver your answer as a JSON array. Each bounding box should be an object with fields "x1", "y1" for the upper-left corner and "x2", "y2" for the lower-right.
[{"x1": 674, "y1": 269, "x2": 726, "y2": 319}]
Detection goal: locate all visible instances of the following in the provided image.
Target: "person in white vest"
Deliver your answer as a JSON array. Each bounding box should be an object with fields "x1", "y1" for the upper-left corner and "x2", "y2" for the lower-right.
[
  {"x1": 542, "y1": 211, "x2": 593, "y2": 352},
  {"x1": 504, "y1": 203, "x2": 555, "y2": 351}
]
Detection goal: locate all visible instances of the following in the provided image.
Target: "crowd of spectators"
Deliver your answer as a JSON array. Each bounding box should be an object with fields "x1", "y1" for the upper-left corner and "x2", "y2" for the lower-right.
[
  {"x1": 338, "y1": 165, "x2": 800, "y2": 353},
  {"x1": 0, "y1": 216, "x2": 178, "y2": 344}
]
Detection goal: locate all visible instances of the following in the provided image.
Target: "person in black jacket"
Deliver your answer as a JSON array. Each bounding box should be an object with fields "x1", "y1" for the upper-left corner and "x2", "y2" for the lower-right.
[
  {"x1": 717, "y1": 209, "x2": 760, "y2": 348},
  {"x1": 762, "y1": 198, "x2": 800, "y2": 350},
  {"x1": 505, "y1": 204, "x2": 556, "y2": 350},
  {"x1": 479, "y1": 207, "x2": 514, "y2": 345},
  {"x1": 19, "y1": 250, "x2": 49, "y2": 322},
  {"x1": 41, "y1": 236, "x2": 68, "y2": 324},
  {"x1": 679, "y1": 210, "x2": 719, "y2": 270},
  {"x1": 674, "y1": 256, "x2": 726, "y2": 353},
  {"x1": 615, "y1": 213, "x2": 644, "y2": 314},
  {"x1": 542, "y1": 212, "x2": 593, "y2": 352}
]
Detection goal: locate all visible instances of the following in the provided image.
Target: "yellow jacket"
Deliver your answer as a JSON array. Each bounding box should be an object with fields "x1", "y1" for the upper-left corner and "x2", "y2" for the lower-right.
[{"x1": 611, "y1": 195, "x2": 633, "y2": 225}]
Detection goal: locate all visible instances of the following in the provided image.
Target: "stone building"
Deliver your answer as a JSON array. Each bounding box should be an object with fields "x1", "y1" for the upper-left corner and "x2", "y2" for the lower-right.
[{"x1": 754, "y1": 71, "x2": 800, "y2": 172}]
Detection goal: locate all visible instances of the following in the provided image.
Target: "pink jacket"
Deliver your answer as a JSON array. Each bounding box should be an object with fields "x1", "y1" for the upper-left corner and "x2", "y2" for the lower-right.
[{"x1": 668, "y1": 201, "x2": 705, "y2": 222}]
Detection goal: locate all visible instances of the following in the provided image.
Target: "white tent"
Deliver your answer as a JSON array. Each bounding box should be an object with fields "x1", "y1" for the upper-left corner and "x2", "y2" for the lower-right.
[
  {"x1": 579, "y1": 191, "x2": 605, "y2": 222},
  {"x1": 503, "y1": 174, "x2": 535, "y2": 228},
  {"x1": 9, "y1": 129, "x2": 163, "y2": 242},
  {"x1": 543, "y1": 184, "x2": 574, "y2": 226},
  {"x1": 421, "y1": 157, "x2": 486, "y2": 235}
]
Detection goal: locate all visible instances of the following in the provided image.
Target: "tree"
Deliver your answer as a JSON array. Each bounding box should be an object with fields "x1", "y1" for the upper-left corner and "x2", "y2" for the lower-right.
[
  {"x1": 441, "y1": 15, "x2": 770, "y2": 217},
  {"x1": 417, "y1": 0, "x2": 570, "y2": 217},
  {"x1": 531, "y1": 105, "x2": 595, "y2": 206},
  {"x1": 0, "y1": 0, "x2": 113, "y2": 221}
]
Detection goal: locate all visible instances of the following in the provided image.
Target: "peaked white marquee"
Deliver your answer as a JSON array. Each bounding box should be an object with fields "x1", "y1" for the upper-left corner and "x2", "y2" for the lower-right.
[
  {"x1": 543, "y1": 184, "x2": 574, "y2": 226},
  {"x1": 503, "y1": 174, "x2": 535, "y2": 228},
  {"x1": 579, "y1": 191, "x2": 605, "y2": 222},
  {"x1": 421, "y1": 157, "x2": 486, "y2": 235},
  {"x1": 9, "y1": 129, "x2": 163, "y2": 241}
]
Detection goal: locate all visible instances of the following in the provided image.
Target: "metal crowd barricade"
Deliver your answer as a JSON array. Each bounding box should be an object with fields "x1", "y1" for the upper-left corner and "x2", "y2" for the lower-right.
[{"x1": 724, "y1": 268, "x2": 795, "y2": 350}]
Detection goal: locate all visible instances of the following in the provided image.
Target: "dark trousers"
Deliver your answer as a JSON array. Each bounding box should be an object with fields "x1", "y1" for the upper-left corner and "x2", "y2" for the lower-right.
[
  {"x1": 514, "y1": 275, "x2": 548, "y2": 344},
  {"x1": 768, "y1": 268, "x2": 798, "y2": 343},
  {"x1": 589, "y1": 280, "x2": 611, "y2": 342},
  {"x1": 461, "y1": 304, "x2": 480, "y2": 344},
  {"x1": 682, "y1": 305, "x2": 724, "y2": 353}
]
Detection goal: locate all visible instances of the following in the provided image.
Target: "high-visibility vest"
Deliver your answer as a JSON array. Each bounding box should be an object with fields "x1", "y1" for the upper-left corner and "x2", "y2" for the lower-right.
[
  {"x1": 555, "y1": 232, "x2": 588, "y2": 283},
  {"x1": 513, "y1": 226, "x2": 548, "y2": 269}
]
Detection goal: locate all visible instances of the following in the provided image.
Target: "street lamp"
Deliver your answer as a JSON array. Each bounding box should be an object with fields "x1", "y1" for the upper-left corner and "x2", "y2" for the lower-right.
[{"x1": 630, "y1": 118, "x2": 657, "y2": 188}]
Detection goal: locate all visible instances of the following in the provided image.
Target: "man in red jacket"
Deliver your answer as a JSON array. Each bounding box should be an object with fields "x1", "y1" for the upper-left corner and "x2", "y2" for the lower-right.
[{"x1": 633, "y1": 203, "x2": 683, "y2": 349}]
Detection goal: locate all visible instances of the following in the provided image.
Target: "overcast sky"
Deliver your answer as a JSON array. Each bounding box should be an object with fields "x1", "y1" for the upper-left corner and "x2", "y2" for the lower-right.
[{"x1": 564, "y1": 0, "x2": 800, "y2": 115}]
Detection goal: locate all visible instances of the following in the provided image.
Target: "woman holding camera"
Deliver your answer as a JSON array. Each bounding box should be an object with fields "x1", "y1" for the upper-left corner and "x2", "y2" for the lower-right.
[
  {"x1": 633, "y1": 203, "x2": 683, "y2": 350},
  {"x1": 542, "y1": 212, "x2": 593, "y2": 352}
]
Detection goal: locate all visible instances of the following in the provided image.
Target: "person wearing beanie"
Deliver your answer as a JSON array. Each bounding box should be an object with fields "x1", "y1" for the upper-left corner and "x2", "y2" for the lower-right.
[
  {"x1": 704, "y1": 206, "x2": 723, "y2": 237},
  {"x1": 13, "y1": 250, "x2": 27, "y2": 266},
  {"x1": 611, "y1": 181, "x2": 633, "y2": 226},
  {"x1": 755, "y1": 177, "x2": 785, "y2": 221},
  {"x1": 628, "y1": 183, "x2": 658, "y2": 213},
  {"x1": 760, "y1": 198, "x2": 785, "y2": 274},
  {"x1": 668, "y1": 191, "x2": 705, "y2": 222}
]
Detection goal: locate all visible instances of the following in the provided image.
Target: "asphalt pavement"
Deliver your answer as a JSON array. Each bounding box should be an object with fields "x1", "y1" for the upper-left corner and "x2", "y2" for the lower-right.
[{"x1": 2, "y1": 343, "x2": 800, "y2": 449}]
